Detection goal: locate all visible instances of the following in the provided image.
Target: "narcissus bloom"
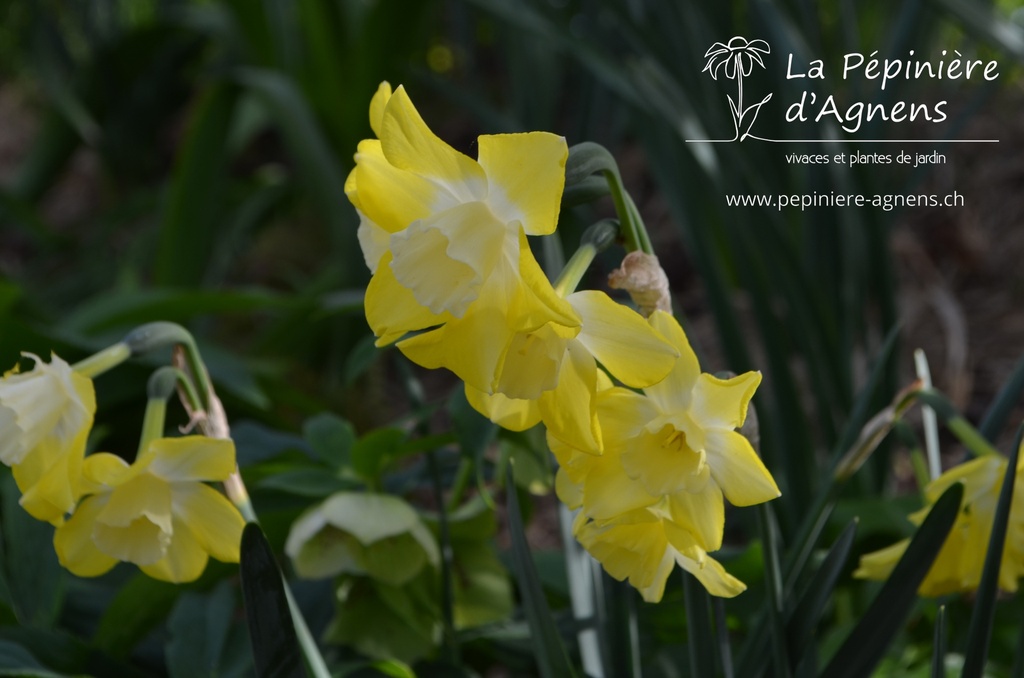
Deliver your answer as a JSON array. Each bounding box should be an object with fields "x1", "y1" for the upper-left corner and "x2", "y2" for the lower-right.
[
  {"x1": 0, "y1": 353, "x2": 95, "y2": 524},
  {"x1": 347, "y1": 82, "x2": 580, "y2": 393},
  {"x1": 466, "y1": 290, "x2": 678, "y2": 452},
  {"x1": 573, "y1": 510, "x2": 745, "y2": 602},
  {"x1": 54, "y1": 436, "x2": 246, "y2": 583},
  {"x1": 551, "y1": 311, "x2": 779, "y2": 599},
  {"x1": 855, "y1": 453, "x2": 1024, "y2": 596}
]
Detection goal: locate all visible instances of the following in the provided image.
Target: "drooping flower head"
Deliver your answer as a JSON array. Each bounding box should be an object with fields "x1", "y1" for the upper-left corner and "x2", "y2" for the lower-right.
[
  {"x1": 855, "y1": 453, "x2": 1024, "y2": 596},
  {"x1": 551, "y1": 311, "x2": 780, "y2": 600},
  {"x1": 347, "y1": 82, "x2": 581, "y2": 394},
  {"x1": 0, "y1": 353, "x2": 96, "y2": 524},
  {"x1": 54, "y1": 436, "x2": 246, "y2": 583}
]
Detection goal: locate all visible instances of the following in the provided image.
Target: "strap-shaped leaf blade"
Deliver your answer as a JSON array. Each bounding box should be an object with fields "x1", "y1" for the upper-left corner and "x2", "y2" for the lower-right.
[
  {"x1": 239, "y1": 523, "x2": 306, "y2": 678},
  {"x1": 962, "y1": 425, "x2": 1023, "y2": 677},
  {"x1": 821, "y1": 482, "x2": 964, "y2": 678}
]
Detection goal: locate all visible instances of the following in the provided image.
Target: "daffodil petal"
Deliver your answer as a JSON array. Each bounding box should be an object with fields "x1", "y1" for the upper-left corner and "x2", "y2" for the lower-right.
[
  {"x1": 594, "y1": 388, "x2": 658, "y2": 452},
  {"x1": 691, "y1": 371, "x2": 762, "y2": 430},
  {"x1": 82, "y1": 452, "x2": 131, "y2": 489},
  {"x1": 570, "y1": 291, "x2": 678, "y2": 388},
  {"x1": 98, "y1": 473, "x2": 173, "y2": 532},
  {"x1": 368, "y1": 81, "x2": 392, "y2": 137},
  {"x1": 146, "y1": 436, "x2": 236, "y2": 482},
  {"x1": 172, "y1": 483, "x2": 245, "y2": 563},
  {"x1": 366, "y1": 253, "x2": 451, "y2": 346},
  {"x1": 494, "y1": 321, "x2": 575, "y2": 399},
  {"x1": 140, "y1": 517, "x2": 210, "y2": 583},
  {"x1": 14, "y1": 432, "x2": 86, "y2": 524},
  {"x1": 390, "y1": 202, "x2": 503, "y2": 317},
  {"x1": 704, "y1": 429, "x2": 780, "y2": 506},
  {"x1": 555, "y1": 468, "x2": 582, "y2": 509},
  {"x1": 476, "y1": 132, "x2": 567, "y2": 236},
  {"x1": 676, "y1": 550, "x2": 746, "y2": 598},
  {"x1": 620, "y1": 428, "x2": 709, "y2": 496},
  {"x1": 667, "y1": 482, "x2": 725, "y2": 551},
  {"x1": 380, "y1": 86, "x2": 486, "y2": 202},
  {"x1": 465, "y1": 384, "x2": 541, "y2": 431},
  {"x1": 644, "y1": 311, "x2": 700, "y2": 412},
  {"x1": 53, "y1": 496, "x2": 118, "y2": 577},
  {"x1": 352, "y1": 139, "x2": 440, "y2": 233},
  {"x1": 539, "y1": 341, "x2": 602, "y2": 453},
  {"x1": 398, "y1": 304, "x2": 510, "y2": 393},
  {"x1": 581, "y1": 453, "x2": 659, "y2": 521},
  {"x1": 853, "y1": 539, "x2": 908, "y2": 582}
]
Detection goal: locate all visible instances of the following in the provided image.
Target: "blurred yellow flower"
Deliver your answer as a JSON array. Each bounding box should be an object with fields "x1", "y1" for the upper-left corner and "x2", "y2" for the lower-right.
[
  {"x1": 0, "y1": 353, "x2": 95, "y2": 525},
  {"x1": 54, "y1": 436, "x2": 245, "y2": 583},
  {"x1": 855, "y1": 453, "x2": 1024, "y2": 596},
  {"x1": 347, "y1": 82, "x2": 580, "y2": 393},
  {"x1": 465, "y1": 290, "x2": 678, "y2": 452}
]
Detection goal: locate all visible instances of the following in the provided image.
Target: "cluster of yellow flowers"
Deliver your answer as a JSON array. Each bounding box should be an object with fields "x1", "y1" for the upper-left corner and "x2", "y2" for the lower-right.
[
  {"x1": 347, "y1": 82, "x2": 781, "y2": 601},
  {"x1": 0, "y1": 353, "x2": 245, "y2": 583}
]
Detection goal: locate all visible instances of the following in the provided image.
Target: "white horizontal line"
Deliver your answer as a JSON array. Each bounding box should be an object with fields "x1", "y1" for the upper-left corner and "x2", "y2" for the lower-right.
[{"x1": 685, "y1": 138, "x2": 1000, "y2": 143}]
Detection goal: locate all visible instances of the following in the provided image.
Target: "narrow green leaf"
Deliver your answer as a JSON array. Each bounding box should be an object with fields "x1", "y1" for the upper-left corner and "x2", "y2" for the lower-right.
[
  {"x1": 757, "y1": 503, "x2": 789, "y2": 678},
  {"x1": 0, "y1": 639, "x2": 66, "y2": 677},
  {"x1": 822, "y1": 482, "x2": 964, "y2": 678},
  {"x1": 683, "y1": 572, "x2": 716, "y2": 678},
  {"x1": 932, "y1": 605, "x2": 946, "y2": 678},
  {"x1": 979, "y1": 355, "x2": 1024, "y2": 442},
  {"x1": 788, "y1": 520, "x2": 858, "y2": 667},
  {"x1": 962, "y1": 424, "x2": 1023, "y2": 677},
  {"x1": 93, "y1": 575, "x2": 179, "y2": 658},
  {"x1": 167, "y1": 583, "x2": 238, "y2": 678},
  {"x1": 156, "y1": 82, "x2": 238, "y2": 286},
  {"x1": 239, "y1": 523, "x2": 305, "y2": 678},
  {"x1": 1, "y1": 474, "x2": 63, "y2": 628},
  {"x1": 505, "y1": 465, "x2": 578, "y2": 678}
]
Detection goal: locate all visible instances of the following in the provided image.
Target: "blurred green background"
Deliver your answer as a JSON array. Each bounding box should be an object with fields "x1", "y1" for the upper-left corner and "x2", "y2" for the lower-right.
[{"x1": 1, "y1": 0, "x2": 1023, "y2": 676}]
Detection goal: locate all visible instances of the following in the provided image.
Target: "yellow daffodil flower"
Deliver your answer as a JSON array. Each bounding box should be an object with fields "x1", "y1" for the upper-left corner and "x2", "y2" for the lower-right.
[
  {"x1": 573, "y1": 509, "x2": 745, "y2": 602},
  {"x1": 465, "y1": 290, "x2": 678, "y2": 452},
  {"x1": 0, "y1": 353, "x2": 95, "y2": 525},
  {"x1": 855, "y1": 453, "x2": 1024, "y2": 596},
  {"x1": 347, "y1": 82, "x2": 581, "y2": 393},
  {"x1": 54, "y1": 436, "x2": 246, "y2": 583},
  {"x1": 547, "y1": 311, "x2": 779, "y2": 598}
]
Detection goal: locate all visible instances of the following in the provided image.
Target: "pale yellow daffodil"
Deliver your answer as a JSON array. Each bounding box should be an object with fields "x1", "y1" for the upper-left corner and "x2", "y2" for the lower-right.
[
  {"x1": 54, "y1": 436, "x2": 246, "y2": 583},
  {"x1": 347, "y1": 82, "x2": 581, "y2": 393},
  {"x1": 547, "y1": 311, "x2": 778, "y2": 598},
  {"x1": 572, "y1": 509, "x2": 745, "y2": 603},
  {"x1": 465, "y1": 290, "x2": 678, "y2": 452},
  {"x1": 0, "y1": 353, "x2": 95, "y2": 525},
  {"x1": 855, "y1": 453, "x2": 1024, "y2": 596}
]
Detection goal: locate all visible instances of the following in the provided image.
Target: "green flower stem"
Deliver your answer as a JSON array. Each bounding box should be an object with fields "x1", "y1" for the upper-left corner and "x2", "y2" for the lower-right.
[
  {"x1": 446, "y1": 457, "x2": 473, "y2": 513},
  {"x1": 756, "y1": 503, "x2": 790, "y2": 678},
  {"x1": 122, "y1": 322, "x2": 212, "y2": 411},
  {"x1": 138, "y1": 399, "x2": 167, "y2": 457},
  {"x1": 553, "y1": 219, "x2": 620, "y2": 297},
  {"x1": 284, "y1": 585, "x2": 332, "y2": 678},
  {"x1": 915, "y1": 389, "x2": 1000, "y2": 457},
  {"x1": 72, "y1": 342, "x2": 131, "y2": 378},
  {"x1": 603, "y1": 169, "x2": 652, "y2": 256}
]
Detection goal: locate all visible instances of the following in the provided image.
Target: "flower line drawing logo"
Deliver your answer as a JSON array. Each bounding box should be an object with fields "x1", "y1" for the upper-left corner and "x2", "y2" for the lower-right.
[{"x1": 702, "y1": 36, "x2": 773, "y2": 142}]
